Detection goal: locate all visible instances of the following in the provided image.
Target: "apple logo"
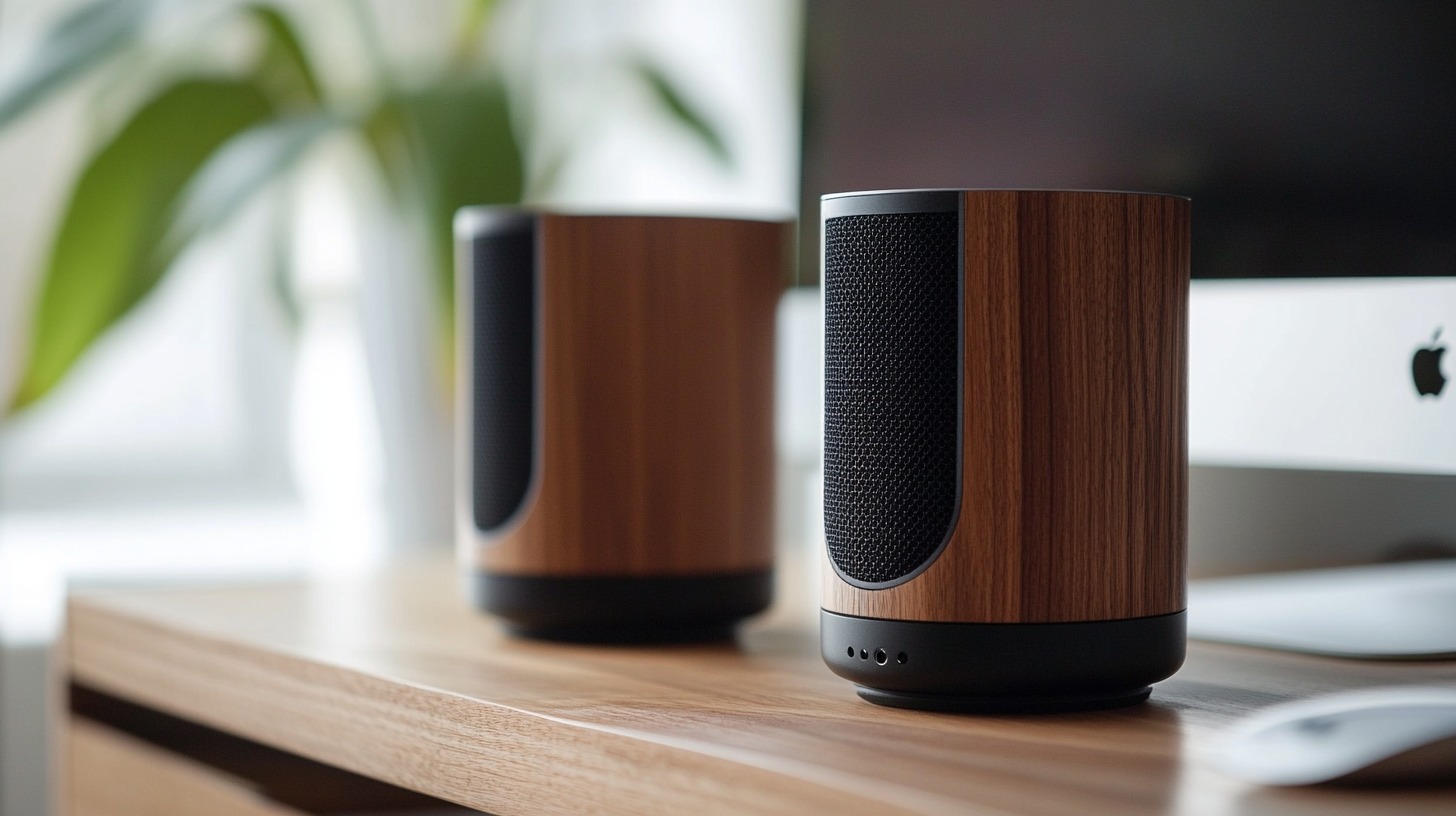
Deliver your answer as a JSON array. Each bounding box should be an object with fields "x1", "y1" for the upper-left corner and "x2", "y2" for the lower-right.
[{"x1": 1412, "y1": 327, "x2": 1447, "y2": 398}]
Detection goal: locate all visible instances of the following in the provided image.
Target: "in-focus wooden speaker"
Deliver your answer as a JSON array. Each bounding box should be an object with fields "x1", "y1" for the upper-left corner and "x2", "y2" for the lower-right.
[
  {"x1": 456, "y1": 209, "x2": 789, "y2": 641},
  {"x1": 819, "y1": 189, "x2": 1190, "y2": 712}
]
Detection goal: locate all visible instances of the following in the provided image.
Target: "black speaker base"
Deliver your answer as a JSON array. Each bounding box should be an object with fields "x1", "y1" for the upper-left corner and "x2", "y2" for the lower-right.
[
  {"x1": 856, "y1": 685, "x2": 1152, "y2": 714},
  {"x1": 821, "y1": 609, "x2": 1185, "y2": 714},
  {"x1": 474, "y1": 570, "x2": 772, "y2": 644},
  {"x1": 503, "y1": 622, "x2": 739, "y2": 644}
]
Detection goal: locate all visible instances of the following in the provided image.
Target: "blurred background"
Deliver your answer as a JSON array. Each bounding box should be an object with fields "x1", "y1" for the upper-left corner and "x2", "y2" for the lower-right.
[
  {"x1": 800, "y1": 0, "x2": 1456, "y2": 282},
  {"x1": 0, "y1": 1, "x2": 800, "y2": 812},
  {"x1": 4, "y1": 1, "x2": 1456, "y2": 814}
]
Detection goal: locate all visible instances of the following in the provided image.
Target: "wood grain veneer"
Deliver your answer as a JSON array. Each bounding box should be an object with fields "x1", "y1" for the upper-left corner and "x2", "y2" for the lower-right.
[
  {"x1": 63, "y1": 562, "x2": 1456, "y2": 816},
  {"x1": 463, "y1": 215, "x2": 788, "y2": 576},
  {"x1": 825, "y1": 190, "x2": 1191, "y2": 623}
]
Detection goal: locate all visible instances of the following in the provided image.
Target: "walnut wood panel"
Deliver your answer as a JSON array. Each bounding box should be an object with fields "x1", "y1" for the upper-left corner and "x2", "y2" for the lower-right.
[
  {"x1": 63, "y1": 564, "x2": 1456, "y2": 816},
  {"x1": 469, "y1": 215, "x2": 788, "y2": 576},
  {"x1": 825, "y1": 191, "x2": 1190, "y2": 622}
]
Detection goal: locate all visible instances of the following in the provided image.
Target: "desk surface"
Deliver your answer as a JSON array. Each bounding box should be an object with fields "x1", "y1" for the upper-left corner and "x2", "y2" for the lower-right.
[{"x1": 65, "y1": 561, "x2": 1456, "y2": 816}]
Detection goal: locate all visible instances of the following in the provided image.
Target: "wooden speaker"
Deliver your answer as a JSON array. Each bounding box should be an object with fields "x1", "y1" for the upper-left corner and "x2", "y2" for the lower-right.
[
  {"x1": 456, "y1": 209, "x2": 789, "y2": 641},
  {"x1": 819, "y1": 190, "x2": 1190, "y2": 712}
]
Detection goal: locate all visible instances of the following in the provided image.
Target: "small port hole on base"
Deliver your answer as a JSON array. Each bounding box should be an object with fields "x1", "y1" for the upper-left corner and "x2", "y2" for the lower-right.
[
  {"x1": 897, "y1": 652, "x2": 908, "y2": 664},
  {"x1": 874, "y1": 649, "x2": 887, "y2": 665},
  {"x1": 846, "y1": 646, "x2": 854, "y2": 657},
  {"x1": 859, "y1": 649, "x2": 868, "y2": 660}
]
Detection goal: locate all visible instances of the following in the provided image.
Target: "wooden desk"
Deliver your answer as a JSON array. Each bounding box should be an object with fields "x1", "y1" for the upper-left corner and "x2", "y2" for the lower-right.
[{"x1": 62, "y1": 562, "x2": 1456, "y2": 815}]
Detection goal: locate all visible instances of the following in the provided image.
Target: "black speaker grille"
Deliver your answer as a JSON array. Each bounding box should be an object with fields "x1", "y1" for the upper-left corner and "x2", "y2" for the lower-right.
[
  {"x1": 824, "y1": 211, "x2": 960, "y2": 585},
  {"x1": 468, "y1": 219, "x2": 536, "y2": 532}
]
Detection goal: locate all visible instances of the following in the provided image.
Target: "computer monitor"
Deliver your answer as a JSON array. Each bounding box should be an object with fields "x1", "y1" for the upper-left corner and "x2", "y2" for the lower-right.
[
  {"x1": 801, "y1": 0, "x2": 1456, "y2": 578},
  {"x1": 1187, "y1": 278, "x2": 1456, "y2": 577}
]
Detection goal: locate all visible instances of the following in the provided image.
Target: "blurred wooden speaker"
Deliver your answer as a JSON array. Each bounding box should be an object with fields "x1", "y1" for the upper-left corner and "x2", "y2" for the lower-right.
[{"x1": 456, "y1": 209, "x2": 789, "y2": 641}]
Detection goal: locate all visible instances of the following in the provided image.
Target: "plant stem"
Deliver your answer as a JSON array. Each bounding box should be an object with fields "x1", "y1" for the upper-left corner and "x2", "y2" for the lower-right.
[
  {"x1": 452, "y1": 0, "x2": 495, "y2": 68},
  {"x1": 347, "y1": 0, "x2": 396, "y2": 95}
]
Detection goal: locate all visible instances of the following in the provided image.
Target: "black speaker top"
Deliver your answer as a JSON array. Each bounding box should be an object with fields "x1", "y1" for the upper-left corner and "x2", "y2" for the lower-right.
[
  {"x1": 455, "y1": 206, "x2": 537, "y2": 239},
  {"x1": 821, "y1": 188, "x2": 1190, "y2": 220},
  {"x1": 821, "y1": 190, "x2": 960, "y2": 218}
]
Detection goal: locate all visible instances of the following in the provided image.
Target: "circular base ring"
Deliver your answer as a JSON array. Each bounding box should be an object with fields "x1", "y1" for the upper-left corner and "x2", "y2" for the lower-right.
[
  {"x1": 474, "y1": 570, "x2": 771, "y2": 644},
  {"x1": 857, "y1": 685, "x2": 1152, "y2": 714},
  {"x1": 504, "y1": 622, "x2": 738, "y2": 645},
  {"x1": 821, "y1": 609, "x2": 1186, "y2": 711}
]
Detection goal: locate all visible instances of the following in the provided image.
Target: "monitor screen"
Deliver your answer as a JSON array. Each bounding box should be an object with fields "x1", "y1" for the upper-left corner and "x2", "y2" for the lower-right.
[{"x1": 800, "y1": 0, "x2": 1456, "y2": 282}]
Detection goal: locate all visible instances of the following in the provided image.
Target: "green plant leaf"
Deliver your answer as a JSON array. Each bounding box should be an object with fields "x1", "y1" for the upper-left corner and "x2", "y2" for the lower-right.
[
  {"x1": 632, "y1": 58, "x2": 731, "y2": 167},
  {"x1": 8, "y1": 78, "x2": 276, "y2": 413},
  {"x1": 0, "y1": 0, "x2": 154, "y2": 128},
  {"x1": 245, "y1": 3, "x2": 324, "y2": 108},
  {"x1": 367, "y1": 78, "x2": 523, "y2": 312},
  {"x1": 451, "y1": 0, "x2": 497, "y2": 66},
  {"x1": 160, "y1": 6, "x2": 334, "y2": 282},
  {"x1": 362, "y1": 78, "x2": 521, "y2": 383},
  {"x1": 168, "y1": 113, "x2": 339, "y2": 252}
]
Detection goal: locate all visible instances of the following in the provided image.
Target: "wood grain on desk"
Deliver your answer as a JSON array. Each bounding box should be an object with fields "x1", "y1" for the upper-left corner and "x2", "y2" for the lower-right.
[{"x1": 65, "y1": 562, "x2": 1455, "y2": 816}]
